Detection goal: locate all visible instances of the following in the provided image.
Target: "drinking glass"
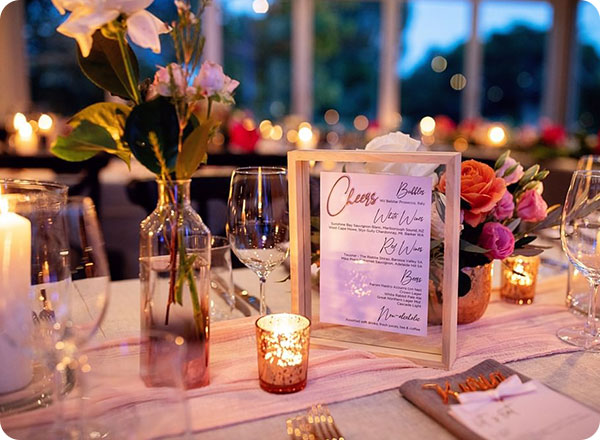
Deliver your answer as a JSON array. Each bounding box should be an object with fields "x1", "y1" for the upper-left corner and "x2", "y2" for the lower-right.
[
  {"x1": 227, "y1": 167, "x2": 289, "y2": 315},
  {"x1": 209, "y1": 235, "x2": 236, "y2": 321},
  {"x1": 558, "y1": 170, "x2": 600, "y2": 350},
  {"x1": 567, "y1": 155, "x2": 600, "y2": 316}
]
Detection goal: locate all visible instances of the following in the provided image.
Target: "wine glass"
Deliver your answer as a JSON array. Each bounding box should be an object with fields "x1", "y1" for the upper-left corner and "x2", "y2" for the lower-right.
[
  {"x1": 558, "y1": 170, "x2": 600, "y2": 350},
  {"x1": 226, "y1": 167, "x2": 289, "y2": 315}
]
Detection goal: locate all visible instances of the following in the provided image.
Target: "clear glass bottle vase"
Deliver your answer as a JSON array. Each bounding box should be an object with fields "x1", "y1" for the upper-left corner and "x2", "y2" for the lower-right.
[{"x1": 139, "y1": 179, "x2": 211, "y2": 389}]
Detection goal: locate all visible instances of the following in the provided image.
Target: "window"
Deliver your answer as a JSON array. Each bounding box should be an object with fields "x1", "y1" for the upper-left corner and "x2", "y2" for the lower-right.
[
  {"x1": 400, "y1": 0, "x2": 470, "y2": 130},
  {"x1": 25, "y1": 0, "x2": 103, "y2": 115},
  {"x1": 574, "y1": 1, "x2": 600, "y2": 132},
  {"x1": 478, "y1": 1, "x2": 553, "y2": 124},
  {"x1": 222, "y1": 0, "x2": 291, "y2": 120},
  {"x1": 313, "y1": 1, "x2": 380, "y2": 127}
]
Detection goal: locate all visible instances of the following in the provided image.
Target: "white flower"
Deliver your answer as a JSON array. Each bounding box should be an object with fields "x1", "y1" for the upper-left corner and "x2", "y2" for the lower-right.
[
  {"x1": 364, "y1": 131, "x2": 439, "y2": 184},
  {"x1": 54, "y1": 0, "x2": 169, "y2": 58},
  {"x1": 194, "y1": 61, "x2": 239, "y2": 100}
]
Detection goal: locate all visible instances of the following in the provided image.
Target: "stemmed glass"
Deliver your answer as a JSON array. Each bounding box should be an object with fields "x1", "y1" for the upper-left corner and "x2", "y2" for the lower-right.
[
  {"x1": 226, "y1": 167, "x2": 289, "y2": 315},
  {"x1": 559, "y1": 170, "x2": 600, "y2": 350}
]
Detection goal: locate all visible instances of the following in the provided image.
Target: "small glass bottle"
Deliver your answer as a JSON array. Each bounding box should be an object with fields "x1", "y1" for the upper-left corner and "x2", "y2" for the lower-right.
[{"x1": 139, "y1": 179, "x2": 211, "y2": 389}]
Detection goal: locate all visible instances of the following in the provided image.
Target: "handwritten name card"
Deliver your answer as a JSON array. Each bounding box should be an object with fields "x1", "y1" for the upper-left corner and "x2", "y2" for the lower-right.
[{"x1": 319, "y1": 171, "x2": 432, "y2": 336}]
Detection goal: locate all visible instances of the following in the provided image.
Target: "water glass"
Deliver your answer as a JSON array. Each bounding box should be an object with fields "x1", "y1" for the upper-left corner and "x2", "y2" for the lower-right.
[{"x1": 210, "y1": 236, "x2": 235, "y2": 321}]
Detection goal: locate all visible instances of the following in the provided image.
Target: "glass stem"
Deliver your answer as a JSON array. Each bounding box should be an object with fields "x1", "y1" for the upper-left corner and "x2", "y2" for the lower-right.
[
  {"x1": 259, "y1": 276, "x2": 267, "y2": 316},
  {"x1": 585, "y1": 280, "x2": 599, "y2": 337}
]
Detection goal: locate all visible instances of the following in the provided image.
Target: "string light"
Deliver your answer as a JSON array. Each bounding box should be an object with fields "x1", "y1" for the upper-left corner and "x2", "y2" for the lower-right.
[
  {"x1": 488, "y1": 125, "x2": 507, "y2": 146},
  {"x1": 13, "y1": 112, "x2": 27, "y2": 131},
  {"x1": 38, "y1": 114, "x2": 53, "y2": 132}
]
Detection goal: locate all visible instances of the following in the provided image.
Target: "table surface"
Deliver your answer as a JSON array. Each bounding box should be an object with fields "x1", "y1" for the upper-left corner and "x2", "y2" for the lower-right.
[
  {"x1": 93, "y1": 265, "x2": 600, "y2": 440},
  {"x1": 4, "y1": 264, "x2": 600, "y2": 440}
]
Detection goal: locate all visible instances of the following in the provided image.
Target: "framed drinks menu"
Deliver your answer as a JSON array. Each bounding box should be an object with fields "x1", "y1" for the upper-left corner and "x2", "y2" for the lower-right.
[{"x1": 288, "y1": 150, "x2": 461, "y2": 369}]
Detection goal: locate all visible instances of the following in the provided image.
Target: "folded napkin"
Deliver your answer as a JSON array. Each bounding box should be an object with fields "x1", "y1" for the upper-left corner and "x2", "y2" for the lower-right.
[{"x1": 399, "y1": 359, "x2": 529, "y2": 440}]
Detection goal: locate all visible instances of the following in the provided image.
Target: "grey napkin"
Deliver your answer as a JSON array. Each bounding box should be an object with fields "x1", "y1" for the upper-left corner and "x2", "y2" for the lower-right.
[{"x1": 399, "y1": 359, "x2": 529, "y2": 440}]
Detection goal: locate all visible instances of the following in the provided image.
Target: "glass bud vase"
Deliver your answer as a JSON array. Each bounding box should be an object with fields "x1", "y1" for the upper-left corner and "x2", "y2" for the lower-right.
[{"x1": 139, "y1": 179, "x2": 211, "y2": 389}]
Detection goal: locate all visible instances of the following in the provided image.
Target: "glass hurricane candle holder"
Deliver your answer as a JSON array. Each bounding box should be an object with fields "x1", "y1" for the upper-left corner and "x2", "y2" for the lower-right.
[
  {"x1": 255, "y1": 313, "x2": 310, "y2": 394},
  {"x1": 500, "y1": 256, "x2": 541, "y2": 305}
]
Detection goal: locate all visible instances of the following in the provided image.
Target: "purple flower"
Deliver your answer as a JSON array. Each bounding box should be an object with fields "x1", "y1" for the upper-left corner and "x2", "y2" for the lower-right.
[
  {"x1": 496, "y1": 157, "x2": 524, "y2": 185},
  {"x1": 478, "y1": 222, "x2": 515, "y2": 260},
  {"x1": 517, "y1": 190, "x2": 548, "y2": 223},
  {"x1": 492, "y1": 191, "x2": 515, "y2": 221}
]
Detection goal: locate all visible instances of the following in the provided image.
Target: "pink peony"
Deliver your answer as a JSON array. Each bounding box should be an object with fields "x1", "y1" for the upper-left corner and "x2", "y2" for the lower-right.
[
  {"x1": 495, "y1": 156, "x2": 524, "y2": 185},
  {"x1": 492, "y1": 191, "x2": 514, "y2": 221},
  {"x1": 517, "y1": 190, "x2": 548, "y2": 222},
  {"x1": 478, "y1": 222, "x2": 515, "y2": 260}
]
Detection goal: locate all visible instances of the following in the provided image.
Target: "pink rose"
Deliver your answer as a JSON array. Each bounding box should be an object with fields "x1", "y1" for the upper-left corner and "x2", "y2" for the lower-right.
[
  {"x1": 495, "y1": 156, "x2": 524, "y2": 185},
  {"x1": 492, "y1": 191, "x2": 514, "y2": 221},
  {"x1": 151, "y1": 63, "x2": 187, "y2": 97},
  {"x1": 478, "y1": 222, "x2": 515, "y2": 260},
  {"x1": 194, "y1": 61, "x2": 239, "y2": 99},
  {"x1": 517, "y1": 190, "x2": 548, "y2": 222},
  {"x1": 195, "y1": 61, "x2": 225, "y2": 96}
]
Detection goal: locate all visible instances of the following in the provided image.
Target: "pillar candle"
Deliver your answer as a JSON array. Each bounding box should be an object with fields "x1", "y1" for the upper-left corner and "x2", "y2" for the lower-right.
[{"x1": 0, "y1": 197, "x2": 33, "y2": 393}]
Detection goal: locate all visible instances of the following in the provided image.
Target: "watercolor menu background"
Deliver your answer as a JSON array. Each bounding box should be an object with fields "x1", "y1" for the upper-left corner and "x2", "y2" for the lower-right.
[{"x1": 320, "y1": 171, "x2": 432, "y2": 337}]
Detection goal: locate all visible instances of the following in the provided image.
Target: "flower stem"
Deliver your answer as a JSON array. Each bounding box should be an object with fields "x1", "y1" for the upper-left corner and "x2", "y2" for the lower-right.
[{"x1": 116, "y1": 31, "x2": 141, "y2": 104}]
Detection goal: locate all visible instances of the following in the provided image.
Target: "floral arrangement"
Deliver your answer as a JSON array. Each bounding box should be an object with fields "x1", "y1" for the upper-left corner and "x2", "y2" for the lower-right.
[
  {"x1": 429, "y1": 115, "x2": 599, "y2": 160},
  {"x1": 49, "y1": 0, "x2": 238, "y2": 329},
  {"x1": 359, "y1": 131, "x2": 559, "y2": 296},
  {"x1": 433, "y1": 150, "x2": 560, "y2": 295}
]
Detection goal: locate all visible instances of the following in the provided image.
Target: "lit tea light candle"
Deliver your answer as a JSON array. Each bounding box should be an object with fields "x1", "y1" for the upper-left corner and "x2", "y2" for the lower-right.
[
  {"x1": 500, "y1": 256, "x2": 540, "y2": 305},
  {"x1": 255, "y1": 313, "x2": 310, "y2": 394},
  {"x1": 12, "y1": 121, "x2": 39, "y2": 156},
  {"x1": 0, "y1": 193, "x2": 33, "y2": 393}
]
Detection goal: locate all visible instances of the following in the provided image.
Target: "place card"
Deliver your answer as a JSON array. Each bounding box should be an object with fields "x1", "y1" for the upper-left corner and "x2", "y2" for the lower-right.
[
  {"x1": 449, "y1": 378, "x2": 600, "y2": 440},
  {"x1": 319, "y1": 171, "x2": 432, "y2": 336}
]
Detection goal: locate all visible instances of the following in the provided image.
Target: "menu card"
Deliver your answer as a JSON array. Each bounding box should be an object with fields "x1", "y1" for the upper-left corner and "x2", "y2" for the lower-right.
[{"x1": 319, "y1": 171, "x2": 432, "y2": 336}]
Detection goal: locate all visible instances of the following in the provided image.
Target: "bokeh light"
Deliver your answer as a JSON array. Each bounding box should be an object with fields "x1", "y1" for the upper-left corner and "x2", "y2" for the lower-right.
[
  {"x1": 431, "y1": 56, "x2": 448, "y2": 73},
  {"x1": 453, "y1": 137, "x2": 469, "y2": 152},
  {"x1": 353, "y1": 115, "x2": 368, "y2": 131},
  {"x1": 287, "y1": 129, "x2": 299, "y2": 143},
  {"x1": 271, "y1": 125, "x2": 283, "y2": 140},
  {"x1": 242, "y1": 118, "x2": 255, "y2": 131},
  {"x1": 488, "y1": 125, "x2": 507, "y2": 146},
  {"x1": 450, "y1": 74, "x2": 467, "y2": 90},
  {"x1": 38, "y1": 114, "x2": 53, "y2": 131},
  {"x1": 326, "y1": 132, "x2": 339, "y2": 145},
  {"x1": 13, "y1": 112, "x2": 27, "y2": 131},
  {"x1": 252, "y1": 0, "x2": 269, "y2": 14},
  {"x1": 419, "y1": 116, "x2": 436, "y2": 136},
  {"x1": 298, "y1": 126, "x2": 313, "y2": 142},
  {"x1": 324, "y1": 109, "x2": 339, "y2": 125}
]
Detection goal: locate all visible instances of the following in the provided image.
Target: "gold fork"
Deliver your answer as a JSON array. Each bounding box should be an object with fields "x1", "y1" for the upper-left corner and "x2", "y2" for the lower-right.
[
  {"x1": 307, "y1": 404, "x2": 344, "y2": 440},
  {"x1": 286, "y1": 415, "x2": 315, "y2": 440}
]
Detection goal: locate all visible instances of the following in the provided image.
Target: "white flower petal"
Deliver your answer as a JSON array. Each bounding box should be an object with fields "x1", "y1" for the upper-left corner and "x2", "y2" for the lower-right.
[
  {"x1": 126, "y1": 10, "x2": 167, "y2": 53},
  {"x1": 105, "y1": 0, "x2": 152, "y2": 14},
  {"x1": 57, "y1": 8, "x2": 118, "y2": 56}
]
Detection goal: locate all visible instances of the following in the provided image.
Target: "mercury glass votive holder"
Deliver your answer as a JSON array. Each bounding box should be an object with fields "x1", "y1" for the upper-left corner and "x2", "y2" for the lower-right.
[
  {"x1": 255, "y1": 313, "x2": 311, "y2": 394},
  {"x1": 500, "y1": 255, "x2": 541, "y2": 305}
]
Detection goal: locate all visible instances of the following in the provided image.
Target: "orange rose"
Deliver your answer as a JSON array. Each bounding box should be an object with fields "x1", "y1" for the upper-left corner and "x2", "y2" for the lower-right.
[{"x1": 439, "y1": 160, "x2": 506, "y2": 227}]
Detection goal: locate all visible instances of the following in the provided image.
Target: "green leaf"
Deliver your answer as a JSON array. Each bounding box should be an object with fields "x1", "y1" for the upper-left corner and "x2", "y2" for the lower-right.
[
  {"x1": 514, "y1": 235, "x2": 537, "y2": 248},
  {"x1": 494, "y1": 150, "x2": 509, "y2": 170},
  {"x1": 52, "y1": 120, "x2": 128, "y2": 163},
  {"x1": 77, "y1": 30, "x2": 139, "y2": 100},
  {"x1": 124, "y1": 97, "x2": 193, "y2": 174},
  {"x1": 460, "y1": 239, "x2": 489, "y2": 254},
  {"x1": 511, "y1": 246, "x2": 545, "y2": 257},
  {"x1": 175, "y1": 118, "x2": 219, "y2": 180},
  {"x1": 506, "y1": 218, "x2": 521, "y2": 232},
  {"x1": 518, "y1": 164, "x2": 540, "y2": 186},
  {"x1": 69, "y1": 102, "x2": 131, "y2": 142}
]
